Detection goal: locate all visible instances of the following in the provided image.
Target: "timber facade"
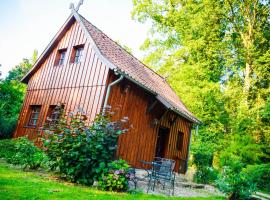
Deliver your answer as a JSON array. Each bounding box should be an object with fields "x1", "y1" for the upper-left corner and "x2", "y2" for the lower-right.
[{"x1": 14, "y1": 8, "x2": 200, "y2": 173}]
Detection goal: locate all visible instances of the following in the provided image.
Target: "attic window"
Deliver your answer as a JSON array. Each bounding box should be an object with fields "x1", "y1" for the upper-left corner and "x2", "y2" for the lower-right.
[
  {"x1": 71, "y1": 45, "x2": 84, "y2": 64},
  {"x1": 55, "y1": 48, "x2": 67, "y2": 66}
]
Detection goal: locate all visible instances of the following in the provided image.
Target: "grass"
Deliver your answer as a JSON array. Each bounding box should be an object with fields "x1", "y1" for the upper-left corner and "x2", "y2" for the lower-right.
[{"x1": 0, "y1": 160, "x2": 225, "y2": 200}]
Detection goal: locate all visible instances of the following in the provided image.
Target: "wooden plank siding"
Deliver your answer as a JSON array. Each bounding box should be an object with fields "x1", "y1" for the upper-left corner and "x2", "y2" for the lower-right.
[
  {"x1": 14, "y1": 18, "x2": 192, "y2": 174},
  {"x1": 14, "y1": 20, "x2": 109, "y2": 138},
  {"x1": 107, "y1": 72, "x2": 192, "y2": 173}
]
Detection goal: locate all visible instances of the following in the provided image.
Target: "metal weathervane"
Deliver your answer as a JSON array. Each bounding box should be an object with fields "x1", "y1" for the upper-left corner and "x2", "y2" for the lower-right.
[{"x1": 69, "y1": 0, "x2": 84, "y2": 12}]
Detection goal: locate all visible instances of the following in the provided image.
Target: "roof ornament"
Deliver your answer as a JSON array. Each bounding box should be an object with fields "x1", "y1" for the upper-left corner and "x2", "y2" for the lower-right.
[{"x1": 69, "y1": 0, "x2": 84, "y2": 12}]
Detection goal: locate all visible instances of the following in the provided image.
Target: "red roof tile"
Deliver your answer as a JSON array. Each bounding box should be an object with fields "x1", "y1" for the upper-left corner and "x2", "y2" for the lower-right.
[{"x1": 80, "y1": 15, "x2": 200, "y2": 124}]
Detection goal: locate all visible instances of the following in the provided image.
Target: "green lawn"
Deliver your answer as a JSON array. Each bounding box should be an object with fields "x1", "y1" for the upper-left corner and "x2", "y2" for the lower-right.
[{"x1": 0, "y1": 161, "x2": 225, "y2": 200}]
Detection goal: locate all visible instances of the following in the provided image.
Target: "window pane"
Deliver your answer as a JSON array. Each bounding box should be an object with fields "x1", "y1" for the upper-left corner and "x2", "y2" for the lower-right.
[
  {"x1": 74, "y1": 47, "x2": 83, "y2": 63},
  {"x1": 58, "y1": 50, "x2": 66, "y2": 65},
  {"x1": 27, "y1": 105, "x2": 41, "y2": 126}
]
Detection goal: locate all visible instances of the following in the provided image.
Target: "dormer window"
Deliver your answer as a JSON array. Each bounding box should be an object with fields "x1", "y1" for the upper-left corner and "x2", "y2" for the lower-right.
[
  {"x1": 55, "y1": 48, "x2": 67, "y2": 66},
  {"x1": 71, "y1": 45, "x2": 84, "y2": 64}
]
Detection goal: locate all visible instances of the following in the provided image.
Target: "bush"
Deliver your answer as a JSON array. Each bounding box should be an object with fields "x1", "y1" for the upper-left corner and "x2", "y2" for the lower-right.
[
  {"x1": 216, "y1": 159, "x2": 256, "y2": 200},
  {"x1": 194, "y1": 166, "x2": 218, "y2": 184},
  {"x1": 43, "y1": 107, "x2": 129, "y2": 185},
  {"x1": 244, "y1": 163, "x2": 270, "y2": 192},
  {"x1": 0, "y1": 137, "x2": 47, "y2": 169},
  {"x1": 192, "y1": 144, "x2": 217, "y2": 184},
  {"x1": 97, "y1": 159, "x2": 130, "y2": 192},
  {"x1": 0, "y1": 138, "x2": 17, "y2": 162}
]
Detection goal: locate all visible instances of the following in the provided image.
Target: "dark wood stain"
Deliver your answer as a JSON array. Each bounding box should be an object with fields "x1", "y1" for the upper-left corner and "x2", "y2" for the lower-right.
[{"x1": 14, "y1": 19, "x2": 193, "y2": 173}]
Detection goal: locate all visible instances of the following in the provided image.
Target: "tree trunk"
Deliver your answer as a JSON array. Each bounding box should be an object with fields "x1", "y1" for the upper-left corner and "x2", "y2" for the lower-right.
[{"x1": 244, "y1": 62, "x2": 251, "y2": 104}]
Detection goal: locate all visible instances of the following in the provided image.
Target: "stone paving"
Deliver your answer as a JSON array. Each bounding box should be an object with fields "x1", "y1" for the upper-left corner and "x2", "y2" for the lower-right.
[{"x1": 129, "y1": 169, "x2": 224, "y2": 197}]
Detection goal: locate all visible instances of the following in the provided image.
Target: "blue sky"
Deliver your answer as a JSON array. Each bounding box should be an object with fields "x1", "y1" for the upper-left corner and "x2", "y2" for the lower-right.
[{"x1": 0, "y1": 0, "x2": 150, "y2": 77}]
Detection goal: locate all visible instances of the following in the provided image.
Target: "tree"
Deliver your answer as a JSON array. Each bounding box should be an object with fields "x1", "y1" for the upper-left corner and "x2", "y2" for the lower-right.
[
  {"x1": 132, "y1": 0, "x2": 230, "y2": 148},
  {"x1": 0, "y1": 50, "x2": 37, "y2": 139},
  {"x1": 132, "y1": 0, "x2": 270, "y2": 193}
]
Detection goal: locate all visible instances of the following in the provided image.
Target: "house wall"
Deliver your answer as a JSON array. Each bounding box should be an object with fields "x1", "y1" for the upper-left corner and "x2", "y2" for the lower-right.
[
  {"x1": 14, "y1": 20, "x2": 109, "y2": 138},
  {"x1": 14, "y1": 18, "x2": 192, "y2": 174},
  {"x1": 107, "y1": 73, "x2": 192, "y2": 173}
]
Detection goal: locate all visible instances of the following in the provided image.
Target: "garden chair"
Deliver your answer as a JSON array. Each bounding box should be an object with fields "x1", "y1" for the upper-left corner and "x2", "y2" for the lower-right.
[
  {"x1": 128, "y1": 167, "x2": 138, "y2": 189},
  {"x1": 147, "y1": 157, "x2": 176, "y2": 195}
]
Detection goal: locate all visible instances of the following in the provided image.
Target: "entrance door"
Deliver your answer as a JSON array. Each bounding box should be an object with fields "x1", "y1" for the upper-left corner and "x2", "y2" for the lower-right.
[{"x1": 155, "y1": 127, "x2": 170, "y2": 158}]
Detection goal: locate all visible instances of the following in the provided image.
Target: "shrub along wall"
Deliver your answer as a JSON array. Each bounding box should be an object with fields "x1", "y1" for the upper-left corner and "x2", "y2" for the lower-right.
[
  {"x1": 42, "y1": 106, "x2": 130, "y2": 186},
  {"x1": 0, "y1": 106, "x2": 131, "y2": 192}
]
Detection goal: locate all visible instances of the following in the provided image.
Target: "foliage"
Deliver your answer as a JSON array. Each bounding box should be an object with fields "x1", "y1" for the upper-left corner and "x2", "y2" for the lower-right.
[
  {"x1": 97, "y1": 159, "x2": 130, "y2": 192},
  {"x1": 244, "y1": 163, "x2": 270, "y2": 193},
  {"x1": 194, "y1": 167, "x2": 218, "y2": 185},
  {"x1": 0, "y1": 137, "x2": 47, "y2": 169},
  {"x1": 216, "y1": 160, "x2": 256, "y2": 200},
  {"x1": 0, "y1": 138, "x2": 17, "y2": 162},
  {"x1": 0, "y1": 81, "x2": 25, "y2": 139},
  {"x1": 216, "y1": 136, "x2": 269, "y2": 199},
  {"x1": 193, "y1": 144, "x2": 214, "y2": 168},
  {"x1": 0, "y1": 50, "x2": 37, "y2": 139},
  {"x1": 132, "y1": 0, "x2": 270, "y2": 197},
  {"x1": 218, "y1": 134, "x2": 265, "y2": 167},
  {"x1": 43, "y1": 107, "x2": 129, "y2": 185},
  {"x1": 193, "y1": 144, "x2": 217, "y2": 184}
]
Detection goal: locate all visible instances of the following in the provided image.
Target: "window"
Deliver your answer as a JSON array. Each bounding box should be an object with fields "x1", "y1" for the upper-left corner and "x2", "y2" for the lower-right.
[
  {"x1": 46, "y1": 105, "x2": 64, "y2": 125},
  {"x1": 176, "y1": 131, "x2": 184, "y2": 151},
  {"x1": 70, "y1": 45, "x2": 84, "y2": 63},
  {"x1": 27, "y1": 105, "x2": 41, "y2": 127},
  {"x1": 54, "y1": 49, "x2": 67, "y2": 66}
]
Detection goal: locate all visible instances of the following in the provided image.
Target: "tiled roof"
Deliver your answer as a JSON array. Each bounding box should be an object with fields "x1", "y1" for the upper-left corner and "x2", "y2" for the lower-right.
[{"x1": 80, "y1": 15, "x2": 200, "y2": 124}]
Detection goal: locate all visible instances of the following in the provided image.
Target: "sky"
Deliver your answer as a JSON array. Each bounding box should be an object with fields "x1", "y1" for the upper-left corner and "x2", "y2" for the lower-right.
[{"x1": 0, "y1": 0, "x2": 150, "y2": 77}]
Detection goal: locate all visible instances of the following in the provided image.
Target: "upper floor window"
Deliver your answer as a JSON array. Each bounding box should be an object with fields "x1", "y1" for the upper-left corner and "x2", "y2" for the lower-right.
[
  {"x1": 27, "y1": 105, "x2": 41, "y2": 127},
  {"x1": 176, "y1": 131, "x2": 184, "y2": 151},
  {"x1": 71, "y1": 45, "x2": 84, "y2": 64},
  {"x1": 55, "y1": 48, "x2": 67, "y2": 66}
]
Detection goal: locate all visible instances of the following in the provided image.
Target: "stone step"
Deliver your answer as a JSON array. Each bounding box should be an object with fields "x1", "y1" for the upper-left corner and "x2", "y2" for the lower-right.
[
  {"x1": 251, "y1": 194, "x2": 268, "y2": 200},
  {"x1": 256, "y1": 192, "x2": 270, "y2": 199},
  {"x1": 176, "y1": 182, "x2": 205, "y2": 189}
]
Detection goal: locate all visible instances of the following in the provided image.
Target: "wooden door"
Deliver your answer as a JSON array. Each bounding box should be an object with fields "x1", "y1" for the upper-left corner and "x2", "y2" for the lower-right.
[{"x1": 155, "y1": 127, "x2": 170, "y2": 158}]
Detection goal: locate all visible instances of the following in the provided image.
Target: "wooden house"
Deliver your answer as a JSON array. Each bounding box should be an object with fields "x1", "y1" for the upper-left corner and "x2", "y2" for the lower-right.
[{"x1": 14, "y1": 3, "x2": 201, "y2": 173}]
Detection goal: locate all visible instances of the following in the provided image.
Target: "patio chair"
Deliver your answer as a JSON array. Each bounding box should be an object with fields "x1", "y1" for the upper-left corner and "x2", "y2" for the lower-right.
[
  {"x1": 147, "y1": 157, "x2": 176, "y2": 195},
  {"x1": 128, "y1": 167, "x2": 138, "y2": 189}
]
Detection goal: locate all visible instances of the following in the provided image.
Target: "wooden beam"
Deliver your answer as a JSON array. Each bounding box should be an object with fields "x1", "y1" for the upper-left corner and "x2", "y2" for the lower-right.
[
  {"x1": 170, "y1": 115, "x2": 178, "y2": 126},
  {"x1": 158, "y1": 110, "x2": 169, "y2": 122},
  {"x1": 146, "y1": 100, "x2": 158, "y2": 114}
]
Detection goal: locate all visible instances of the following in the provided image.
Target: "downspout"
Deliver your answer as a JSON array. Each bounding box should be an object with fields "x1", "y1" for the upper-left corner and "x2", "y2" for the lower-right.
[
  {"x1": 185, "y1": 124, "x2": 198, "y2": 173},
  {"x1": 102, "y1": 75, "x2": 124, "y2": 115},
  {"x1": 195, "y1": 125, "x2": 199, "y2": 136}
]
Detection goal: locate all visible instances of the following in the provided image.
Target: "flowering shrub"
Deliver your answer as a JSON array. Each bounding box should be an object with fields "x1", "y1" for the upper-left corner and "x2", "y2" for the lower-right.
[
  {"x1": 42, "y1": 106, "x2": 129, "y2": 185},
  {"x1": 97, "y1": 159, "x2": 131, "y2": 192}
]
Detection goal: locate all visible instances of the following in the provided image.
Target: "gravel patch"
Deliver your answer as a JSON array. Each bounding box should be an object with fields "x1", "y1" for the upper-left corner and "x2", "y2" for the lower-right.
[{"x1": 129, "y1": 169, "x2": 224, "y2": 197}]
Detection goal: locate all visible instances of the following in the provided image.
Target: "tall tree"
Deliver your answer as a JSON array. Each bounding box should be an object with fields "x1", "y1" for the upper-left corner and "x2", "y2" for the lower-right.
[
  {"x1": 0, "y1": 50, "x2": 37, "y2": 139},
  {"x1": 132, "y1": 0, "x2": 270, "y2": 160}
]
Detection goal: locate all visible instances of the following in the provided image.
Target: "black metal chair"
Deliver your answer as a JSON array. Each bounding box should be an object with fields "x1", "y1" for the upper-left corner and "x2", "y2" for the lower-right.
[
  {"x1": 128, "y1": 168, "x2": 138, "y2": 189},
  {"x1": 147, "y1": 157, "x2": 176, "y2": 195}
]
